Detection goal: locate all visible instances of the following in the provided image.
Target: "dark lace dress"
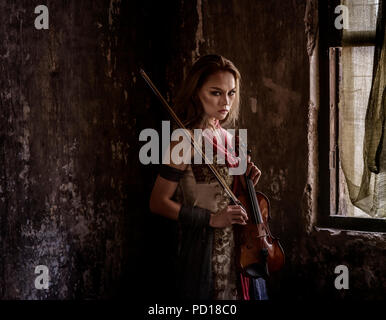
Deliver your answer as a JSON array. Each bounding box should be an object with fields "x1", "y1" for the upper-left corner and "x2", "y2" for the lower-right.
[
  {"x1": 171, "y1": 127, "x2": 268, "y2": 300},
  {"x1": 174, "y1": 151, "x2": 239, "y2": 299}
]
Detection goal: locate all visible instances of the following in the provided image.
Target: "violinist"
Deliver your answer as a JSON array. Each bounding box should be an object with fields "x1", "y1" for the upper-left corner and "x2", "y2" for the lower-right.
[{"x1": 149, "y1": 54, "x2": 267, "y2": 300}]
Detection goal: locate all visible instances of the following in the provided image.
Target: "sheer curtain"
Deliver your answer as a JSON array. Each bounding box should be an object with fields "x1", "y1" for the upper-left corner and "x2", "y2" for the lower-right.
[{"x1": 339, "y1": 0, "x2": 385, "y2": 218}]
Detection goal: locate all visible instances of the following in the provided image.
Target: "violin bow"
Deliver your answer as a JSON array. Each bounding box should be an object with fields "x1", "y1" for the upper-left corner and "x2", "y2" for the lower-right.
[{"x1": 140, "y1": 69, "x2": 242, "y2": 205}]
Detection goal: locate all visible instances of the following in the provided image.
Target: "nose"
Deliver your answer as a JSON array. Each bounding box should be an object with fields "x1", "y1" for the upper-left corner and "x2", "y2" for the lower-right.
[{"x1": 220, "y1": 94, "x2": 230, "y2": 107}]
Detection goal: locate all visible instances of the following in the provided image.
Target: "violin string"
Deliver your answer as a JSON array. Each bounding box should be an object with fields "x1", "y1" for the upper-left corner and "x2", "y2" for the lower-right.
[
  {"x1": 238, "y1": 136, "x2": 263, "y2": 224},
  {"x1": 247, "y1": 177, "x2": 261, "y2": 224}
]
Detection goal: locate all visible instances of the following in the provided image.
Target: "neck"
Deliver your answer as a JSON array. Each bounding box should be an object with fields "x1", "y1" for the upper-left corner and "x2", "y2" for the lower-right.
[{"x1": 200, "y1": 117, "x2": 219, "y2": 131}]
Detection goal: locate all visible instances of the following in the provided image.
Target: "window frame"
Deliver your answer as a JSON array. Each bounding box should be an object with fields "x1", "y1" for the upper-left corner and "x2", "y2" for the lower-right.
[{"x1": 317, "y1": 0, "x2": 386, "y2": 232}]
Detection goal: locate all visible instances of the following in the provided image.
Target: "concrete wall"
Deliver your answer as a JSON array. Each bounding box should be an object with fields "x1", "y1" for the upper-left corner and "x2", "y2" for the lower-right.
[{"x1": 0, "y1": 0, "x2": 384, "y2": 300}]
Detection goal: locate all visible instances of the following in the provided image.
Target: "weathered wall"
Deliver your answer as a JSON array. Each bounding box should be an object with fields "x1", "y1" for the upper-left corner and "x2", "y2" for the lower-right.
[
  {"x1": 0, "y1": 0, "x2": 181, "y2": 299},
  {"x1": 1, "y1": 0, "x2": 385, "y2": 300}
]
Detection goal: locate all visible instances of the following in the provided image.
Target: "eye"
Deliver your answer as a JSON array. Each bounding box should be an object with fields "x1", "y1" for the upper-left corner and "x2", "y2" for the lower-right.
[
  {"x1": 210, "y1": 91, "x2": 221, "y2": 96},
  {"x1": 229, "y1": 90, "x2": 236, "y2": 96}
]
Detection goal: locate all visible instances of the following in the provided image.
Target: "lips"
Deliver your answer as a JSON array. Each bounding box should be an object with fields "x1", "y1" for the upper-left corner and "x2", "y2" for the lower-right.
[{"x1": 218, "y1": 109, "x2": 229, "y2": 113}]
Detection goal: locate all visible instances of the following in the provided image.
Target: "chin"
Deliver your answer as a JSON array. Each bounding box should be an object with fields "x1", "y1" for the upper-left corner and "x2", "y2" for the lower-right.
[{"x1": 217, "y1": 114, "x2": 228, "y2": 121}]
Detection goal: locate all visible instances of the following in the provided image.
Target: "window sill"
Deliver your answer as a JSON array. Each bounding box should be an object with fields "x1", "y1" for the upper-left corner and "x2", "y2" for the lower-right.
[{"x1": 317, "y1": 215, "x2": 386, "y2": 233}]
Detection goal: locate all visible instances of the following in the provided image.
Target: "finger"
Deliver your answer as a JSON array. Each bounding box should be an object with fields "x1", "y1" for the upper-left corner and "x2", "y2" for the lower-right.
[
  {"x1": 250, "y1": 168, "x2": 259, "y2": 180},
  {"x1": 241, "y1": 207, "x2": 248, "y2": 216},
  {"x1": 231, "y1": 210, "x2": 247, "y2": 218},
  {"x1": 239, "y1": 212, "x2": 248, "y2": 222},
  {"x1": 237, "y1": 204, "x2": 246, "y2": 211},
  {"x1": 248, "y1": 162, "x2": 256, "y2": 177},
  {"x1": 232, "y1": 217, "x2": 247, "y2": 225},
  {"x1": 232, "y1": 205, "x2": 247, "y2": 214},
  {"x1": 254, "y1": 171, "x2": 261, "y2": 183},
  {"x1": 230, "y1": 208, "x2": 242, "y2": 215},
  {"x1": 254, "y1": 169, "x2": 262, "y2": 184},
  {"x1": 229, "y1": 205, "x2": 242, "y2": 210},
  {"x1": 252, "y1": 166, "x2": 262, "y2": 178},
  {"x1": 231, "y1": 209, "x2": 248, "y2": 221},
  {"x1": 246, "y1": 162, "x2": 252, "y2": 176},
  {"x1": 249, "y1": 163, "x2": 257, "y2": 178}
]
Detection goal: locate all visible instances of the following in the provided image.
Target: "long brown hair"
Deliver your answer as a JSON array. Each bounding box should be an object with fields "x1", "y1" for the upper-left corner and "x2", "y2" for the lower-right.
[{"x1": 173, "y1": 54, "x2": 241, "y2": 130}]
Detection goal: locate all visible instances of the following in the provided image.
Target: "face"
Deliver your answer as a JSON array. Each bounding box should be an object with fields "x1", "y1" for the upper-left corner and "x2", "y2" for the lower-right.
[{"x1": 197, "y1": 71, "x2": 236, "y2": 126}]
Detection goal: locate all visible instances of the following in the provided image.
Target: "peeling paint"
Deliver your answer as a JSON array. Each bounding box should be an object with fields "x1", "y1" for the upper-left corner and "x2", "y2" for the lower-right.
[
  {"x1": 268, "y1": 167, "x2": 288, "y2": 201},
  {"x1": 111, "y1": 140, "x2": 128, "y2": 164},
  {"x1": 192, "y1": 0, "x2": 204, "y2": 61},
  {"x1": 249, "y1": 97, "x2": 257, "y2": 113}
]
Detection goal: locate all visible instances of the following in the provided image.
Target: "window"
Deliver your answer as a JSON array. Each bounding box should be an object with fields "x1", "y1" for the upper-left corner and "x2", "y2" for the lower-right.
[{"x1": 319, "y1": 0, "x2": 386, "y2": 231}]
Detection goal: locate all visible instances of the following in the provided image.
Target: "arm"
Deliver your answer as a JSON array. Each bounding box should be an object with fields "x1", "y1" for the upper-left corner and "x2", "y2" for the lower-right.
[
  {"x1": 149, "y1": 165, "x2": 249, "y2": 228},
  {"x1": 149, "y1": 137, "x2": 190, "y2": 220},
  {"x1": 149, "y1": 137, "x2": 249, "y2": 227},
  {"x1": 149, "y1": 169, "x2": 184, "y2": 221}
]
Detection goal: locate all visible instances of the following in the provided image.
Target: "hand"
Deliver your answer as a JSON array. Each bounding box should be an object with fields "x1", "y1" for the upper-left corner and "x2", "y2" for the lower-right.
[
  {"x1": 209, "y1": 205, "x2": 248, "y2": 228},
  {"x1": 245, "y1": 155, "x2": 261, "y2": 187}
]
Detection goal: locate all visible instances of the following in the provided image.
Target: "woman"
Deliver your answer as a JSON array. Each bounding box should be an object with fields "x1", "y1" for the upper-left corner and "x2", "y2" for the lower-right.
[{"x1": 149, "y1": 54, "x2": 266, "y2": 300}]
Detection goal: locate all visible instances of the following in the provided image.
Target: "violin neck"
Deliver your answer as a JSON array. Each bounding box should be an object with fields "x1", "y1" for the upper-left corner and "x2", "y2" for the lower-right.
[{"x1": 244, "y1": 173, "x2": 263, "y2": 224}]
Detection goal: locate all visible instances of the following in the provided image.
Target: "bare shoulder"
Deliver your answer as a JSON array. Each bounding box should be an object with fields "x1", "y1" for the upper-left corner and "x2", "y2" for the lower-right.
[{"x1": 164, "y1": 129, "x2": 194, "y2": 171}]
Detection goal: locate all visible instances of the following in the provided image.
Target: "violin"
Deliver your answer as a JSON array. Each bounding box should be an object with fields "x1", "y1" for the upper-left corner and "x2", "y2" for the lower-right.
[
  {"x1": 233, "y1": 140, "x2": 285, "y2": 279},
  {"x1": 139, "y1": 69, "x2": 285, "y2": 279}
]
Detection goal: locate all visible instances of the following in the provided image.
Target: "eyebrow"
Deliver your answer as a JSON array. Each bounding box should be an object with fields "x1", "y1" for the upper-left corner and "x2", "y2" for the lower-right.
[{"x1": 209, "y1": 87, "x2": 236, "y2": 91}]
